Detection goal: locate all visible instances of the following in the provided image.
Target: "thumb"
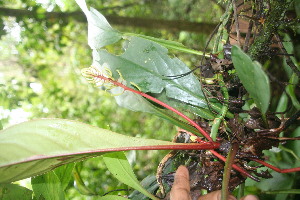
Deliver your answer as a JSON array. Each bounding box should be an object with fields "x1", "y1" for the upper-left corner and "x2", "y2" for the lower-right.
[{"x1": 170, "y1": 165, "x2": 191, "y2": 200}]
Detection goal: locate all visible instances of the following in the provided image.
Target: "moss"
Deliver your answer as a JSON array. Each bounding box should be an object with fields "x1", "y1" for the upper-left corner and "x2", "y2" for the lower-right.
[{"x1": 248, "y1": 0, "x2": 290, "y2": 60}]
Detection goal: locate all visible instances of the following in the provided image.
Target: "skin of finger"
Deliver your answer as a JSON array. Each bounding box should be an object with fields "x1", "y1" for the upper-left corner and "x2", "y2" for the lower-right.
[
  {"x1": 197, "y1": 190, "x2": 237, "y2": 200},
  {"x1": 170, "y1": 165, "x2": 191, "y2": 200},
  {"x1": 240, "y1": 195, "x2": 259, "y2": 200}
]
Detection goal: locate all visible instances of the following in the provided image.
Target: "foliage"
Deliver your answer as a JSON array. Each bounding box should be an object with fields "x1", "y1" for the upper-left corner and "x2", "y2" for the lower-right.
[
  {"x1": 231, "y1": 46, "x2": 270, "y2": 114},
  {"x1": 0, "y1": 0, "x2": 300, "y2": 200}
]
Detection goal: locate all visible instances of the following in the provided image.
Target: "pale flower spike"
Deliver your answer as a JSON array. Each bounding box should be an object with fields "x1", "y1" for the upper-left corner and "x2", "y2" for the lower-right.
[{"x1": 81, "y1": 65, "x2": 127, "y2": 96}]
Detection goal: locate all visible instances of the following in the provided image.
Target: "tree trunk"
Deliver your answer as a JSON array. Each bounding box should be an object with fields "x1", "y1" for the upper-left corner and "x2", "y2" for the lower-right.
[{"x1": 0, "y1": 7, "x2": 217, "y2": 34}]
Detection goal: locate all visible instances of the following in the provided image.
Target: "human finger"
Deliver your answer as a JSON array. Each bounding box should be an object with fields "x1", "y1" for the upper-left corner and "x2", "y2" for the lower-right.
[
  {"x1": 170, "y1": 165, "x2": 191, "y2": 200},
  {"x1": 197, "y1": 190, "x2": 237, "y2": 200},
  {"x1": 240, "y1": 195, "x2": 259, "y2": 200}
]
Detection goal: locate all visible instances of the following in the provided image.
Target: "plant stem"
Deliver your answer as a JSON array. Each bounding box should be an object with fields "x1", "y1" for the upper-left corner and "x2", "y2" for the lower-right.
[
  {"x1": 221, "y1": 143, "x2": 239, "y2": 200},
  {"x1": 210, "y1": 150, "x2": 259, "y2": 181},
  {"x1": 251, "y1": 159, "x2": 300, "y2": 173},
  {"x1": 93, "y1": 73, "x2": 214, "y2": 141},
  {"x1": 124, "y1": 32, "x2": 211, "y2": 57},
  {"x1": 88, "y1": 70, "x2": 261, "y2": 182},
  {"x1": 73, "y1": 164, "x2": 96, "y2": 195},
  {"x1": 210, "y1": 74, "x2": 229, "y2": 141},
  {"x1": 213, "y1": 2, "x2": 232, "y2": 53},
  {"x1": 280, "y1": 146, "x2": 300, "y2": 161},
  {"x1": 261, "y1": 113, "x2": 269, "y2": 129},
  {"x1": 237, "y1": 183, "x2": 245, "y2": 200},
  {"x1": 262, "y1": 189, "x2": 300, "y2": 194}
]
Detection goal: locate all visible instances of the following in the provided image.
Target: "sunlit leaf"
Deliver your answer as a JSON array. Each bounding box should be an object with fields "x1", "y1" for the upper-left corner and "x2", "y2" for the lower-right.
[
  {"x1": 232, "y1": 45, "x2": 270, "y2": 114},
  {"x1": 31, "y1": 171, "x2": 65, "y2": 200},
  {"x1": 98, "y1": 195, "x2": 129, "y2": 200},
  {"x1": 0, "y1": 119, "x2": 211, "y2": 183},
  {"x1": 103, "y1": 152, "x2": 158, "y2": 200},
  {"x1": 0, "y1": 184, "x2": 32, "y2": 200}
]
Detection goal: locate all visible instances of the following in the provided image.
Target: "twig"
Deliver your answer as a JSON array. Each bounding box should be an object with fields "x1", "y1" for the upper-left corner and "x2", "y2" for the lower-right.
[
  {"x1": 210, "y1": 150, "x2": 260, "y2": 181},
  {"x1": 221, "y1": 142, "x2": 239, "y2": 200},
  {"x1": 210, "y1": 74, "x2": 229, "y2": 141},
  {"x1": 243, "y1": 19, "x2": 253, "y2": 52},
  {"x1": 232, "y1": 0, "x2": 241, "y2": 47}
]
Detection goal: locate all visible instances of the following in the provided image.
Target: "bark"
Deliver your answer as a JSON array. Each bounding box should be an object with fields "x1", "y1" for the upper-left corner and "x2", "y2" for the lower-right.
[
  {"x1": 0, "y1": 7, "x2": 217, "y2": 34},
  {"x1": 248, "y1": 0, "x2": 290, "y2": 60}
]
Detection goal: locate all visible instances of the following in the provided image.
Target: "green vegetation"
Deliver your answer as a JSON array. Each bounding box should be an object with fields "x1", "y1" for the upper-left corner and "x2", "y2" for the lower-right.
[{"x1": 0, "y1": 0, "x2": 299, "y2": 200}]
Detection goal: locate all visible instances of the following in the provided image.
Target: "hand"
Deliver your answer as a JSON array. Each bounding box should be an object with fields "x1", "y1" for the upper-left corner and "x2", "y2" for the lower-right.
[{"x1": 170, "y1": 165, "x2": 259, "y2": 200}]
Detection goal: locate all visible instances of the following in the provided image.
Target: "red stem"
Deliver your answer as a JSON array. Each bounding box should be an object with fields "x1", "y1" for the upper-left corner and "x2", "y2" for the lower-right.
[
  {"x1": 252, "y1": 158, "x2": 300, "y2": 173},
  {"x1": 178, "y1": 131, "x2": 260, "y2": 181},
  {"x1": 210, "y1": 150, "x2": 260, "y2": 181},
  {"x1": 6, "y1": 143, "x2": 220, "y2": 167},
  {"x1": 93, "y1": 74, "x2": 263, "y2": 181},
  {"x1": 96, "y1": 75, "x2": 213, "y2": 142}
]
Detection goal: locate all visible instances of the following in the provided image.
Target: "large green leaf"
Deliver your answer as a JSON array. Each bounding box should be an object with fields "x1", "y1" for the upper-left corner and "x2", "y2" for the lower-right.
[
  {"x1": 75, "y1": 0, "x2": 226, "y2": 119},
  {"x1": 99, "y1": 37, "x2": 206, "y2": 106},
  {"x1": 75, "y1": 0, "x2": 209, "y2": 56},
  {"x1": 93, "y1": 37, "x2": 222, "y2": 119},
  {"x1": 231, "y1": 46, "x2": 270, "y2": 114},
  {"x1": 0, "y1": 119, "x2": 213, "y2": 183},
  {"x1": 103, "y1": 152, "x2": 158, "y2": 200}
]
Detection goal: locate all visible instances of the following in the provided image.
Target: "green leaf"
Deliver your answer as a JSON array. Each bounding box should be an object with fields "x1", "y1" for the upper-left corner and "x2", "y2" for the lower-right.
[
  {"x1": 286, "y1": 73, "x2": 300, "y2": 109},
  {"x1": 94, "y1": 37, "x2": 222, "y2": 119},
  {"x1": 103, "y1": 152, "x2": 158, "y2": 200},
  {"x1": 75, "y1": 0, "x2": 122, "y2": 49},
  {"x1": 0, "y1": 119, "x2": 205, "y2": 183},
  {"x1": 53, "y1": 163, "x2": 75, "y2": 190},
  {"x1": 72, "y1": 164, "x2": 96, "y2": 195},
  {"x1": 287, "y1": 127, "x2": 300, "y2": 166},
  {"x1": 231, "y1": 45, "x2": 270, "y2": 114},
  {"x1": 0, "y1": 184, "x2": 32, "y2": 200},
  {"x1": 128, "y1": 175, "x2": 159, "y2": 200},
  {"x1": 31, "y1": 171, "x2": 65, "y2": 200},
  {"x1": 263, "y1": 189, "x2": 300, "y2": 194},
  {"x1": 98, "y1": 195, "x2": 129, "y2": 200},
  {"x1": 276, "y1": 93, "x2": 288, "y2": 114}
]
